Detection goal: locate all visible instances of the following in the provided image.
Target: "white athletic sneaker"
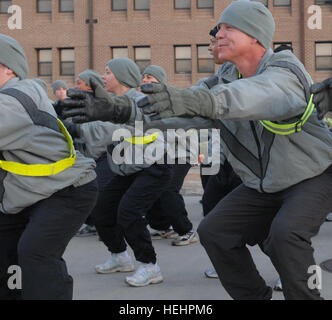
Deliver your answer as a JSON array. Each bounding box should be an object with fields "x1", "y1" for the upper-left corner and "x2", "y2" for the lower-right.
[
  {"x1": 95, "y1": 251, "x2": 135, "y2": 274},
  {"x1": 171, "y1": 231, "x2": 198, "y2": 246},
  {"x1": 326, "y1": 212, "x2": 332, "y2": 222},
  {"x1": 150, "y1": 228, "x2": 178, "y2": 240},
  {"x1": 125, "y1": 263, "x2": 163, "y2": 287}
]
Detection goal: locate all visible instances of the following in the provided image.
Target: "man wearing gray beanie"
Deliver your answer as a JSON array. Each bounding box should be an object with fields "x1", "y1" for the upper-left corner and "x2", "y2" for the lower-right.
[
  {"x1": 75, "y1": 69, "x2": 104, "y2": 90},
  {"x1": 0, "y1": 34, "x2": 98, "y2": 300},
  {"x1": 142, "y1": 65, "x2": 167, "y2": 85},
  {"x1": 61, "y1": 0, "x2": 332, "y2": 299},
  {"x1": 52, "y1": 80, "x2": 68, "y2": 101},
  {"x1": 61, "y1": 57, "x2": 172, "y2": 288}
]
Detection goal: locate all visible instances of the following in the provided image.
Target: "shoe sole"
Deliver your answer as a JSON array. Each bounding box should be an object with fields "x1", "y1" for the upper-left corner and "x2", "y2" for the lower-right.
[
  {"x1": 125, "y1": 275, "x2": 164, "y2": 287},
  {"x1": 95, "y1": 265, "x2": 135, "y2": 274},
  {"x1": 172, "y1": 237, "x2": 198, "y2": 246}
]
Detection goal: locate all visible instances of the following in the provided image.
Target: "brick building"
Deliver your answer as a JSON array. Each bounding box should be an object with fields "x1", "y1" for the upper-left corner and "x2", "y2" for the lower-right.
[{"x1": 0, "y1": 0, "x2": 331, "y2": 97}]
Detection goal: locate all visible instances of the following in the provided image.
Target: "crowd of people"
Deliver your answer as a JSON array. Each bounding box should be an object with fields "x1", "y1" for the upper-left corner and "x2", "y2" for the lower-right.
[{"x1": 0, "y1": 0, "x2": 331, "y2": 300}]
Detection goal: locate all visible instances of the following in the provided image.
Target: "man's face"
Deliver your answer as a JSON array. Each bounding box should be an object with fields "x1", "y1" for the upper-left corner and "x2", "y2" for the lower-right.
[
  {"x1": 102, "y1": 66, "x2": 120, "y2": 93},
  {"x1": 208, "y1": 36, "x2": 225, "y2": 65},
  {"x1": 55, "y1": 87, "x2": 67, "y2": 101},
  {"x1": 141, "y1": 74, "x2": 159, "y2": 84},
  {"x1": 216, "y1": 24, "x2": 255, "y2": 63},
  {"x1": 75, "y1": 78, "x2": 92, "y2": 91}
]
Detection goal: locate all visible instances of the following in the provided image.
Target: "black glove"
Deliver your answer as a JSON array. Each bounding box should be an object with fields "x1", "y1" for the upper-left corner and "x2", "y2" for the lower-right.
[
  {"x1": 62, "y1": 120, "x2": 81, "y2": 139},
  {"x1": 137, "y1": 83, "x2": 215, "y2": 120},
  {"x1": 310, "y1": 77, "x2": 332, "y2": 120},
  {"x1": 60, "y1": 79, "x2": 133, "y2": 124},
  {"x1": 53, "y1": 100, "x2": 64, "y2": 119}
]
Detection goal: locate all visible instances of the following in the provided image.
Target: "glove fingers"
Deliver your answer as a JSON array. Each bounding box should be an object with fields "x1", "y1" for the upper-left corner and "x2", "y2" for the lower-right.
[
  {"x1": 62, "y1": 107, "x2": 87, "y2": 119},
  {"x1": 60, "y1": 99, "x2": 86, "y2": 108},
  {"x1": 67, "y1": 89, "x2": 89, "y2": 100},
  {"x1": 91, "y1": 79, "x2": 111, "y2": 100},
  {"x1": 137, "y1": 92, "x2": 169, "y2": 108},
  {"x1": 141, "y1": 83, "x2": 164, "y2": 94},
  {"x1": 71, "y1": 115, "x2": 90, "y2": 124},
  {"x1": 141, "y1": 100, "x2": 171, "y2": 115}
]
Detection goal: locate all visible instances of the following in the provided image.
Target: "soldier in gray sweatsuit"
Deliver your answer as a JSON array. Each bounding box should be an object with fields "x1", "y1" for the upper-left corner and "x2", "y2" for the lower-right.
[
  {"x1": 62, "y1": 2, "x2": 332, "y2": 300},
  {"x1": 0, "y1": 34, "x2": 98, "y2": 300}
]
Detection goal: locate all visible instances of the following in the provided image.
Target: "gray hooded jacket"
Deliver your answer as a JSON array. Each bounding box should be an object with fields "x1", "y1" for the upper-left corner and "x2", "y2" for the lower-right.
[{"x1": 0, "y1": 78, "x2": 96, "y2": 214}]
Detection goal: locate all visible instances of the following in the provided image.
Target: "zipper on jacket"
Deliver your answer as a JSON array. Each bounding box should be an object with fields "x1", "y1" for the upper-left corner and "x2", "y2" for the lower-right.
[{"x1": 249, "y1": 121, "x2": 265, "y2": 193}]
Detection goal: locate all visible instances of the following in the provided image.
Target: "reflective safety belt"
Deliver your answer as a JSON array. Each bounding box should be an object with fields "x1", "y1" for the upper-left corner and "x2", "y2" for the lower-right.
[
  {"x1": 239, "y1": 61, "x2": 316, "y2": 135},
  {"x1": 0, "y1": 89, "x2": 76, "y2": 176},
  {"x1": 125, "y1": 132, "x2": 159, "y2": 145}
]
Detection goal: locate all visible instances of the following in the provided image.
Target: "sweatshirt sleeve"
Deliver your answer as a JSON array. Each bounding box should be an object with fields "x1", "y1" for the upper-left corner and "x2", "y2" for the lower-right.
[{"x1": 210, "y1": 66, "x2": 309, "y2": 121}]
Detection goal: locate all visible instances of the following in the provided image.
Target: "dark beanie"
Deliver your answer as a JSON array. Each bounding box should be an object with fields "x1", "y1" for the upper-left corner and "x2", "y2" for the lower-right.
[
  {"x1": 0, "y1": 34, "x2": 29, "y2": 79},
  {"x1": 78, "y1": 69, "x2": 103, "y2": 88},
  {"x1": 209, "y1": 26, "x2": 219, "y2": 38},
  {"x1": 143, "y1": 65, "x2": 167, "y2": 84},
  {"x1": 218, "y1": 0, "x2": 275, "y2": 50},
  {"x1": 106, "y1": 58, "x2": 141, "y2": 88}
]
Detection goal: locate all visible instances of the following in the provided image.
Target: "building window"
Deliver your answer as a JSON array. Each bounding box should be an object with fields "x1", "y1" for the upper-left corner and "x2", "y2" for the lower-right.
[
  {"x1": 134, "y1": 0, "x2": 149, "y2": 10},
  {"x1": 59, "y1": 0, "x2": 74, "y2": 12},
  {"x1": 135, "y1": 47, "x2": 151, "y2": 72},
  {"x1": 315, "y1": 0, "x2": 332, "y2": 5},
  {"x1": 197, "y1": 45, "x2": 214, "y2": 73},
  {"x1": 273, "y1": 0, "x2": 291, "y2": 6},
  {"x1": 256, "y1": 0, "x2": 268, "y2": 7},
  {"x1": 60, "y1": 48, "x2": 75, "y2": 76},
  {"x1": 316, "y1": 42, "x2": 332, "y2": 70},
  {"x1": 111, "y1": 47, "x2": 128, "y2": 59},
  {"x1": 197, "y1": 0, "x2": 213, "y2": 9},
  {"x1": 37, "y1": 0, "x2": 51, "y2": 13},
  {"x1": 0, "y1": 0, "x2": 11, "y2": 13},
  {"x1": 38, "y1": 49, "x2": 52, "y2": 76},
  {"x1": 175, "y1": 46, "x2": 191, "y2": 74},
  {"x1": 112, "y1": 0, "x2": 127, "y2": 11},
  {"x1": 174, "y1": 0, "x2": 190, "y2": 9}
]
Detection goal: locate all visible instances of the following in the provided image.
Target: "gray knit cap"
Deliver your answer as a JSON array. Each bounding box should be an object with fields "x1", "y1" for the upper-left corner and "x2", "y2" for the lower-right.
[
  {"x1": 106, "y1": 58, "x2": 141, "y2": 88},
  {"x1": 218, "y1": 0, "x2": 275, "y2": 50},
  {"x1": 52, "y1": 80, "x2": 68, "y2": 94},
  {"x1": 143, "y1": 65, "x2": 167, "y2": 84},
  {"x1": 78, "y1": 69, "x2": 103, "y2": 88},
  {"x1": 0, "y1": 34, "x2": 29, "y2": 79}
]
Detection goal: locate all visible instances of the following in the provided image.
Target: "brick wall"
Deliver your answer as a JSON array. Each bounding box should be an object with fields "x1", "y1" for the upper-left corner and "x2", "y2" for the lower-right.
[{"x1": 0, "y1": 0, "x2": 331, "y2": 98}]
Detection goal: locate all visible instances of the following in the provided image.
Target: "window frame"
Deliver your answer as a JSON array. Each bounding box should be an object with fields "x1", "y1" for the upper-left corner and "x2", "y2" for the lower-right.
[
  {"x1": 174, "y1": 45, "x2": 192, "y2": 74},
  {"x1": 59, "y1": 48, "x2": 75, "y2": 76},
  {"x1": 37, "y1": 48, "x2": 52, "y2": 77}
]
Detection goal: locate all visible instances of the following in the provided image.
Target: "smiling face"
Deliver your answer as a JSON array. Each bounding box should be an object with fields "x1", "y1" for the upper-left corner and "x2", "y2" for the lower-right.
[{"x1": 216, "y1": 24, "x2": 257, "y2": 64}]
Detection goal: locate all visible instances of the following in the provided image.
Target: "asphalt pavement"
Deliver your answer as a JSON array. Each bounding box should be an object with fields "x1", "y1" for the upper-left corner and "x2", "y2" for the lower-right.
[{"x1": 64, "y1": 196, "x2": 332, "y2": 300}]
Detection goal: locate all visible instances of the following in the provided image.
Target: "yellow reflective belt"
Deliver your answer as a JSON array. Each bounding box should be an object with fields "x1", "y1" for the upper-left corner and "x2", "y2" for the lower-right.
[
  {"x1": 125, "y1": 132, "x2": 159, "y2": 145},
  {"x1": 238, "y1": 73, "x2": 315, "y2": 135},
  {"x1": 0, "y1": 119, "x2": 76, "y2": 176}
]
